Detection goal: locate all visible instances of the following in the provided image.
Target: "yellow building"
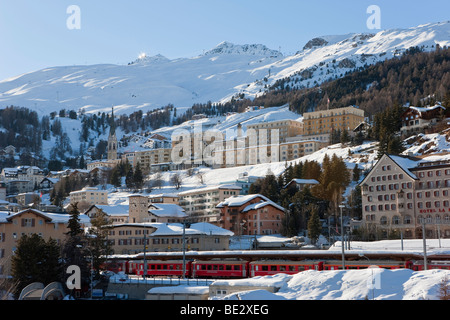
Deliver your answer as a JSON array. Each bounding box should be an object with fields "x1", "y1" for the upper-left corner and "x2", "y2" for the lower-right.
[
  {"x1": 303, "y1": 106, "x2": 365, "y2": 143},
  {"x1": 0, "y1": 209, "x2": 90, "y2": 277},
  {"x1": 69, "y1": 187, "x2": 108, "y2": 207},
  {"x1": 124, "y1": 148, "x2": 172, "y2": 173}
]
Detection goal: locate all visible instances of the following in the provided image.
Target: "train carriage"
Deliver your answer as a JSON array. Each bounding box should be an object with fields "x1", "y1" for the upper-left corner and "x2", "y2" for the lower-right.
[
  {"x1": 322, "y1": 260, "x2": 409, "y2": 270},
  {"x1": 133, "y1": 260, "x2": 192, "y2": 278},
  {"x1": 192, "y1": 260, "x2": 249, "y2": 278},
  {"x1": 250, "y1": 260, "x2": 323, "y2": 277},
  {"x1": 411, "y1": 260, "x2": 450, "y2": 271}
]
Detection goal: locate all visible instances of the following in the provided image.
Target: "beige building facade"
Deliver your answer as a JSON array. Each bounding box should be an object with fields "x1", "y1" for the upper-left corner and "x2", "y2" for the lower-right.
[
  {"x1": 360, "y1": 154, "x2": 450, "y2": 239},
  {"x1": 69, "y1": 187, "x2": 108, "y2": 207},
  {"x1": 0, "y1": 209, "x2": 90, "y2": 277},
  {"x1": 303, "y1": 106, "x2": 365, "y2": 143}
]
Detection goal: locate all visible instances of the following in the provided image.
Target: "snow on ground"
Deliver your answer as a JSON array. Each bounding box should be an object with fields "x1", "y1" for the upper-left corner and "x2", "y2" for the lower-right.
[
  {"x1": 219, "y1": 268, "x2": 450, "y2": 300},
  {"x1": 213, "y1": 238, "x2": 450, "y2": 300}
]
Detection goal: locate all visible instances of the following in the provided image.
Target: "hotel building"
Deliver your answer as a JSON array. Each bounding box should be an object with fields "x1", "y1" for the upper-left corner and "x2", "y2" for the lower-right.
[{"x1": 360, "y1": 154, "x2": 450, "y2": 239}]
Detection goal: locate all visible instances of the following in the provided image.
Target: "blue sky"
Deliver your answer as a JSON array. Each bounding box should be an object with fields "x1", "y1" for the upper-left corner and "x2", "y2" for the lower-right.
[{"x1": 0, "y1": 0, "x2": 449, "y2": 80}]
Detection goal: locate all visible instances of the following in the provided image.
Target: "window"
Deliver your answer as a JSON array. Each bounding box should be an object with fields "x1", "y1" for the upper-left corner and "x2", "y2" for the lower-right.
[
  {"x1": 404, "y1": 215, "x2": 412, "y2": 224},
  {"x1": 392, "y1": 216, "x2": 400, "y2": 225}
]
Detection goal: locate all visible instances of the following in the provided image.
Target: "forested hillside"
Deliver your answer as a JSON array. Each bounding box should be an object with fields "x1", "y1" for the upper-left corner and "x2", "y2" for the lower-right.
[
  {"x1": 218, "y1": 46, "x2": 450, "y2": 116},
  {"x1": 0, "y1": 46, "x2": 449, "y2": 169}
]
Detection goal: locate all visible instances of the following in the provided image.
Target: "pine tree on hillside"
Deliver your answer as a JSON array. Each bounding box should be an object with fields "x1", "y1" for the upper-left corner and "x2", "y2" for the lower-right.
[{"x1": 133, "y1": 162, "x2": 144, "y2": 189}]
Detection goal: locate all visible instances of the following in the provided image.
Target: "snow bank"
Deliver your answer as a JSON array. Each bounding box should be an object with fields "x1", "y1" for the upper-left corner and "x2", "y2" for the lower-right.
[{"x1": 219, "y1": 269, "x2": 450, "y2": 300}]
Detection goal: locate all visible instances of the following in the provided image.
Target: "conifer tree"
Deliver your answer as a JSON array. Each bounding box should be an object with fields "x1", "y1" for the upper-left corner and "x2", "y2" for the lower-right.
[
  {"x1": 133, "y1": 162, "x2": 144, "y2": 189},
  {"x1": 87, "y1": 209, "x2": 113, "y2": 277},
  {"x1": 61, "y1": 203, "x2": 90, "y2": 296},
  {"x1": 11, "y1": 234, "x2": 62, "y2": 296},
  {"x1": 307, "y1": 205, "x2": 321, "y2": 246}
]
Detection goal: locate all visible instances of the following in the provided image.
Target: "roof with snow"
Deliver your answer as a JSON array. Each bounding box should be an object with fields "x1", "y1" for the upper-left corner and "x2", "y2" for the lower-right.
[
  {"x1": 284, "y1": 179, "x2": 319, "y2": 188},
  {"x1": 149, "y1": 222, "x2": 234, "y2": 237},
  {"x1": 178, "y1": 184, "x2": 242, "y2": 196},
  {"x1": 85, "y1": 204, "x2": 129, "y2": 216},
  {"x1": 405, "y1": 104, "x2": 445, "y2": 115},
  {"x1": 217, "y1": 194, "x2": 285, "y2": 212},
  {"x1": 360, "y1": 154, "x2": 420, "y2": 186},
  {"x1": 148, "y1": 203, "x2": 186, "y2": 218},
  {"x1": 0, "y1": 208, "x2": 90, "y2": 224}
]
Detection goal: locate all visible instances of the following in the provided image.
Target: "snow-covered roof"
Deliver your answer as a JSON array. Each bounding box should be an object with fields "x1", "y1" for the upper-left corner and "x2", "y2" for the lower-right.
[
  {"x1": 87, "y1": 204, "x2": 129, "y2": 216},
  {"x1": 178, "y1": 184, "x2": 242, "y2": 196},
  {"x1": 149, "y1": 193, "x2": 180, "y2": 199},
  {"x1": 0, "y1": 208, "x2": 90, "y2": 224},
  {"x1": 217, "y1": 194, "x2": 285, "y2": 212},
  {"x1": 217, "y1": 194, "x2": 268, "y2": 207},
  {"x1": 241, "y1": 200, "x2": 285, "y2": 213},
  {"x1": 148, "y1": 203, "x2": 186, "y2": 218},
  {"x1": 360, "y1": 154, "x2": 420, "y2": 185},
  {"x1": 407, "y1": 104, "x2": 445, "y2": 115},
  {"x1": 284, "y1": 179, "x2": 319, "y2": 188},
  {"x1": 149, "y1": 222, "x2": 234, "y2": 237},
  {"x1": 388, "y1": 155, "x2": 420, "y2": 180}
]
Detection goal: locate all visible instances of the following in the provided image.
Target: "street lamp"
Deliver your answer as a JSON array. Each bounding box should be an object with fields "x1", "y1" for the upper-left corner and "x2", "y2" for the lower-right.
[
  {"x1": 359, "y1": 253, "x2": 375, "y2": 300},
  {"x1": 339, "y1": 204, "x2": 346, "y2": 270},
  {"x1": 182, "y1": 219, "x2": 191, "y2": 279},
  {"x1": 422, "y1": 221, "x2": 427, "y2": 271}
]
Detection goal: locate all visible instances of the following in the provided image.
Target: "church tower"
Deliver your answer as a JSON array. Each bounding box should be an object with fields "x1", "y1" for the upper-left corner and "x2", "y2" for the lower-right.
[{"x1": 107, "y1": 107, "x2": 118, "y2": 161}]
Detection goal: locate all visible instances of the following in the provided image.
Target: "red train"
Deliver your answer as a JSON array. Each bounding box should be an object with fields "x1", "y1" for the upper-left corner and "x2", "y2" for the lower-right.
[{"x1": 104, "y1": 258, "x2": 450, "y2": 279}]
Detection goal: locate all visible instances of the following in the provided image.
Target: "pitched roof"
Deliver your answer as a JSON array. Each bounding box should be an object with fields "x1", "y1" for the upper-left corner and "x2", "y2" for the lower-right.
[
  {"x1": 148, "y1": 203, "x2": 186, "y2": 218},
  {"x1": 283, "y1": 179, "x2": 319, "y2": 188},
  {"x1": 359, "y1": 154, "x2": 420, "y2": 186},
  {"x1": 0, "y1": 208, "x2": 90, "y2": 224},
  {"x1": 217, "y1": 194, "x2": 285, "y2": 212},
  {"x1": 149, "y1": 222, "x2": 233, "y2": 237}
]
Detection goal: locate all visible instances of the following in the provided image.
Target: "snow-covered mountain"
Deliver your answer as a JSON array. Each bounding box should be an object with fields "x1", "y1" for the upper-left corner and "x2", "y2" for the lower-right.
[{"x1": 0, "y1": 21, "x2": 449, "y2": 116}]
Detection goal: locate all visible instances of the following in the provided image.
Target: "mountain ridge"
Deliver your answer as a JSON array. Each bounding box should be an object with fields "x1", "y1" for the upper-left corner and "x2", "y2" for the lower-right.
[{"x1": 0, "y1": 21, "x2": 449, "y2": 116}]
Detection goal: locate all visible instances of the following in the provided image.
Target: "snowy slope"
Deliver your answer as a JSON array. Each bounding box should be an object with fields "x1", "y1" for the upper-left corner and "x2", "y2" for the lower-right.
[{"x1": 1, "y1": 21, "x2": 449, "y2": 116}]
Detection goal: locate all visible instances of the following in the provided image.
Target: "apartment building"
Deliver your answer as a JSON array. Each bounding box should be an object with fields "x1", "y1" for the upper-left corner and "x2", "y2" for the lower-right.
[
  {"x1": 106, "y1": 222, "x2": 233, "y2": 255},
  {"x1": 216, "y1": 194, "x2": 286, "y2": 235},
  {"x1": 121, "y1": 148, "x2": 172, "y2": 173},
  {"x1": 303, "y1": 106, "x2": 365, "y2": 143},
  {"x1": 246, "y1": 119, "x2": 303, "y2": 144},
  {"x1": 135, "y1": 148, "x2": 171, "y2": 171},
  {"x1": 360, "y1": 154, "x2": 450, "y2": 239},
  {"x1": 0, "y1": 166, "x2": 45, "y2": 194},
  {"x1": 178, "y1": 185, "x2": 242, "y2": 224},
  {"x1": 0, "y1": 209, "x2": 90, "y2": 277},
  {"x1": 171, "y1": 130, "x2": 219, "y2": 168},
  {"x1": 69, "y1": 187, "x2": 108, "y2": 207},
  {"x1": 400, "y1": 104, "x2": 447, "y2": 136},
  {"x1": 279, "y1": 139, "x2": 324, "y2": 162}
]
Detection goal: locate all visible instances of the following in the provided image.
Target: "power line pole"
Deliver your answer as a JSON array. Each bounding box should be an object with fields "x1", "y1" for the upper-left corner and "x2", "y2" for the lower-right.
[{"x1": 422, "y1": 222, "x2": 427, "y2": 271}]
